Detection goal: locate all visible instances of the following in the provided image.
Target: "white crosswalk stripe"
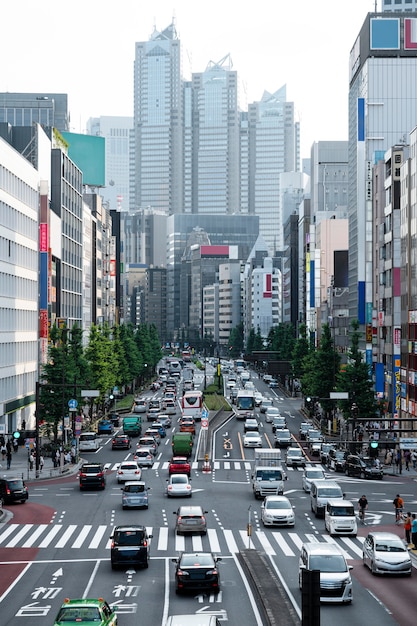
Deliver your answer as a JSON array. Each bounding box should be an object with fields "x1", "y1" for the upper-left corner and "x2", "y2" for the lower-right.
[
  {"x1": 103, "y1": 460, "x2": 308, "y2": 472},
  {"x1": 0, "y1": 522, "x2": 367, "y2": 560}
]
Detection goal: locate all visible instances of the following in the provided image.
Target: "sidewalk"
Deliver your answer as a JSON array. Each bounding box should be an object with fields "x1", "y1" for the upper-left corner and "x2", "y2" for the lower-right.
[{"x1": 0, "y1": 448, "x2": 81, "y2": 482}]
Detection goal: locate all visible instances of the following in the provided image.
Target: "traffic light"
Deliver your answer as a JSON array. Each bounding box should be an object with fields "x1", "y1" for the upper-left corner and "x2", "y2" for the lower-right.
[{"x1": 369, "y1": 439, "x2": 379, "y2": 457}]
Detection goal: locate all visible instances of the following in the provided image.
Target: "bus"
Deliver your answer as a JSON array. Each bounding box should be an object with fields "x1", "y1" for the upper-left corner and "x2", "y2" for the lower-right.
[
  {"x1": 234, "y1": 358, "x2": 246, "y2": 373},
  {"x1": 234, "y1": 389, "x2": 255, "y2": 420},
  {"x1": 79, "y1": 431, "x2": 99, "y2": 451},
  {"x1": 181, "y1": 390, "x2": 203, "y2": 421}
]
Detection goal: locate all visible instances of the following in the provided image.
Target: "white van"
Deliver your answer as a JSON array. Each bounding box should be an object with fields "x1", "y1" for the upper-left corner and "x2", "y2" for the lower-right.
[
  {"x1": 299, "y1": 542, "x2": 353, "y2": 604},
  {"x1": 324, "y1": 499, "x2": 357, "y2": 536},
  {"x1": 310, "y1": 479, "x2": 343, "y2": 517},
  {"x1": 79, "y1": 431, "x2": 99, "y2": 451},
  {"x1": 165, "y1": 616, "x2": 220, "y2": 626}
]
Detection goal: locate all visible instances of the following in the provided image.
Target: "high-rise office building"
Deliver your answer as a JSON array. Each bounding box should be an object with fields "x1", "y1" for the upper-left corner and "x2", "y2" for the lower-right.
[
  {"x1": 348, "y1": 11, "x2": 417, "y2": 364},
  {"x1": 0, "y1": 92, "x2": 69, "y2": 132}
]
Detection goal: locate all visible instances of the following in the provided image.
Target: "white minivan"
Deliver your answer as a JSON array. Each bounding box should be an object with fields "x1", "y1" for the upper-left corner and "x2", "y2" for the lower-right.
[
  {"x1": 299, "y1": 542, "x2": 353, "y2": 604},
  {"x1": 324, "y1": 499, "x2": 357, "y2": 536},
  {"x1": 310, "y1": 479, "x2": 343, "y2": 517},
  {"x1": 78, "y1": 431, "x2": 99, "y2": 452}
]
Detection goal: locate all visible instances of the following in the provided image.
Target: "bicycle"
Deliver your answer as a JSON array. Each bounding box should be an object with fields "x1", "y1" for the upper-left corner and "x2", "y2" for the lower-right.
[{"x1": 358, "y1": 507, "x2": 367, "y2": 523}]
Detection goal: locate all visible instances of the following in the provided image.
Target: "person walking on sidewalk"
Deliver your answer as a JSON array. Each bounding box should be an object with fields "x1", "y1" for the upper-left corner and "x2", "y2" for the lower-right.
[
  {"x1": 6, "y1": 449, "x2": 12, "y2": 470},
  {"x1": 404, "y1": 511, "x2": 412, "y2": 545},
  {"x1": 411, "y1": 514, "x2": 417, "y2": 550}
]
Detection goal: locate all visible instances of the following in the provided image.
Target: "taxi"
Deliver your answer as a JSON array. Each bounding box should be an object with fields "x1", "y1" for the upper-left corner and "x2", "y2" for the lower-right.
[{"x1": 53, "y1": 597, "x2": 117, "y2": 625}]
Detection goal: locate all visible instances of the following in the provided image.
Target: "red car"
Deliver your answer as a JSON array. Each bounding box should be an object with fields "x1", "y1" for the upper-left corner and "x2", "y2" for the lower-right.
[{"x1": 169, "y1": 456, "x2": 191, "y2": 476}]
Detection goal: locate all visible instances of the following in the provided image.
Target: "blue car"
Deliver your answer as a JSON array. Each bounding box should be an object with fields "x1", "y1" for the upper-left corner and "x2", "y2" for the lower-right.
[
  {"x1": 97, "y1": 419, "x2": 113, "y2": 435},
  {"x1": 151, "y1": 422, "x2": 166, "y2": 438}
]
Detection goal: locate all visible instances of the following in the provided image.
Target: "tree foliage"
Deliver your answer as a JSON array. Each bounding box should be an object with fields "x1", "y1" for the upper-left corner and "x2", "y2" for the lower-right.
[
  {"x1": 291, "y1": 323, "x2": 310, "y2": 379},
  {"x1": 228, "y1": 323, "x2": 244, "y2": 357},
  {"x1": 266, "y1": 323, "x2": 296, "y2": 359}
]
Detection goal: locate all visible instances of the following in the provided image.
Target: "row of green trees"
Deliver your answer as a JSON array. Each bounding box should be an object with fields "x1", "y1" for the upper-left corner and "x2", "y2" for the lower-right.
[
  {"x1": 229, "y1": 318, "x2": 379, "y2": 424},
  {"x1": 39, "y1": 322, "x2": 162, "y2": 441}
]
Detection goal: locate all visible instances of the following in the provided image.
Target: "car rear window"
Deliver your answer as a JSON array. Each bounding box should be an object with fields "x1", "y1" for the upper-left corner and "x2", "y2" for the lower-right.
[{"x1": 114, "y1": 530, "x2": 145, "y2": 545}]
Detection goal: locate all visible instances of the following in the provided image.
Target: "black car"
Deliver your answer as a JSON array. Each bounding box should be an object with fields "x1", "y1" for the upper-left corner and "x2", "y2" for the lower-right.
[
  {"x1": 109, "y1": 413, "x2": 120, "y2": 427},
  {"x1": 320, "y1": 443, "x2": 335, "y2": 465},
  {"x1": 110, "y1": 525, "x2": 153, "y2": 569},
  {"x1": 172, "y1": 552, "x2": 221, "y2": 594},
  {"x1": 0, "y1": 477, "x2": 28, "y2": 504},
  {"x1": 328, "y1": 449, "x2": 347, "y2": 472},
  {"x1": 112, "y1": 434, "x2": 131, "y2": 450},
  {"x1": 79, "y1": 463, "x2": 106, "y2": 490},
  {"x1": 345, "y1": 455, "x2": 384, "y2": 479}
]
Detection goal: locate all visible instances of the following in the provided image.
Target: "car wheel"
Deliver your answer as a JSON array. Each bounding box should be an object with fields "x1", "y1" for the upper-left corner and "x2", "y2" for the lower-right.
[
  {"x1": 371, "y1": 560, "x2": 377, "y2": 575},
  {"x1": 122, "y1": 506, "x2": 126, "y2": 510},
  {"x1": 144, "y1": 560, "x2": 149, "y2": 569},
  {"x1": 345, "y1": 469, "x2": 349, "y2": 476}
]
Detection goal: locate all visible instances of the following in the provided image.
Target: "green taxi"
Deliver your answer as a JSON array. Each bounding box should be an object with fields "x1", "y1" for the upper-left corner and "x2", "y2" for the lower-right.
[{"x1": 53, "y1": 598, "x2": 117, "y2": 625}]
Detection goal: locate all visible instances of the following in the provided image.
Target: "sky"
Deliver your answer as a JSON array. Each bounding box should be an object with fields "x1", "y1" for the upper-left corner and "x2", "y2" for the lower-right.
[{"x1": 2, "y1": 0, "x2": 378, "y2": 159}]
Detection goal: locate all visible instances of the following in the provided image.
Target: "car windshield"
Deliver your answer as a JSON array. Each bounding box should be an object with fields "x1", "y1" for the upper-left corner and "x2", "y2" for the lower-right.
[
  {"x1": 180, "y1": 554, "x2": 214, "y2": 567},
  {"x1": 319, "y1": 488, "x2": 342, "y2": 497},
  {"x1": 330, "y1": 506, "x2": 354, "y2": 516},
  {"x1": 375, "y1": 541, "x2": 407, "y2": 552},
  {"x1": 114, "y1": 530, "x2": 144, "y2": 545},
  {"x1": 309, "y1": 554, "x2": 347, "y2": 572},
  {"x1": 56, "y1": 606, "x2": 101, "y2": 622},
  {"x1": 335, "y1": 452, "x2": 345, "y2": 460},
  {"x1": 257, "y1": 470, "x2": 282, "y2": 480},
  {"x1": 306, "y1": 471, "x2": 324, "y2": 478},
  {"x1": 266, "y1": 500, "x2": 291, "y2": 510}
]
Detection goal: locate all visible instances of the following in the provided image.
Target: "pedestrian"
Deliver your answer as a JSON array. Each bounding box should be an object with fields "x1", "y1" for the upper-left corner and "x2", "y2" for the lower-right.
[
  {"x1": 0, "y1": 443, "x2": 6, "y2": 461},
  {"x1": 385, "y1": 450, "x2": 392, "y2": 466},
  {"x1": 412, "y1": 450, "x2": 417, "y2": 470},
  {"x1": 29, "y1": 452, "x2": 34, "y2": 470},
  {"x1": 6, "y1": 449, "x2": 12, "y2": 470},
  {"x1": 404, "y1": 512, "x2": 412, "y2": 545},
  {"x1": 12, "y1": 438, "x2": 18, "y2": 453},
  {"x1": 21, "y1": 419, "x2": 26, "y2": 431},
  {"x1": 54, "y1": 450, "x2": 60, "y2": 467},
  {"x1": 412, "y1": 514, "x2": 417, "y2": 550},
  {"x1": 405, "y1": 450, "x2": 411, "y2": 471},
  {"x1": 70, "y1": 446, "x2": 76, "y2": 464},
  {"x1": 393, "y1": 494, "x2": 404, "y2": 523},
  {"x1": 39, "y1": 455, "x2": 44, "y2": 472}
]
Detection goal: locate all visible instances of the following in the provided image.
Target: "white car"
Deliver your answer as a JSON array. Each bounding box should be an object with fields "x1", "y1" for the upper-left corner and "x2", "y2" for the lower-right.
[
  {"x1": 243, "y1": 431, "x2": 263, "y2": 447},
  {"x1": 265, "y1": 407, "x2": 281, "y2": 423},
  {"x1": 261, "y1": 495, "x2": 295, "y2": 527},
  {"x1": 302, "y1": 466, "x2": 325, "y2": 492},
  {"x1": 254, "y1": 392, "x2": 263, "y2": 407},
  {"x1": 116, "y1": 461, "x2": 142, "y2": 483},
  {"x1": 133, "y1": 447, "x2": 154, "y2": 467},
  {"x1": 166, "y1": 474, "x2": 192, "y2": 497}
]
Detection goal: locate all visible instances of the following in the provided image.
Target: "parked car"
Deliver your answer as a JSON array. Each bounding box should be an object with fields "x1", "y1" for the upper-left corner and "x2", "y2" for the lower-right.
[
  {"x1": 172, "y1": 552, "x2": 221, "y2": 594},
  {"x1": 121, "y1": 481, "x2": 150, "y2": 509},
  {"x1": 116, "y1": 461, "x2": 142, "y2": 483},
  {"x1": 261, "y1": 495, "x2": 295, "y2": 527},
  {"x1": 0, "y1": 476, "x2": 28, "y2": 504},
  {"x1": 133, "y1": 447, "x2": 154, "y2": 468},
  {"x1": 345, "y1": 455, "x2": 384, "y2": 479},
  {"x1": 53, "y1": 597, "x2": 117, "y2": 626},
  {"x1": 111, "y1": 434, "x2": 131, "y2": 450},
  {"x1": 174, "y1": 505, "x2": 208, "y2": 535},
  {"x1": 169, "y1": 456, "x2": 191, "y2": 476},
  {"x1": 166, "y1": 474, "x2": 192, "y2": 497},
  {"x1": 243, "y1": 431, "x2": 263, "y2": 447},
  {"x1": 79, "y1": 463, "x2": 106, "y2": 490},
  {"x1": 110, "y1": 524, "x2": 152, "y2": 569},
  {"x1": 362, "y1": 531, "x2": 412, "y2": 575}
]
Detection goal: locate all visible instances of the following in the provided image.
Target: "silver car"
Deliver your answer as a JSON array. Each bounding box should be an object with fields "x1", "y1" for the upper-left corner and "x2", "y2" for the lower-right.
[
  {"x1": 133, "y1": 447, "x2": 154, "y2": 467},
  {"x1": 362, "y1": 531, "x2": 412, "y2": 576},
  {"x1": 302, "y1": 466, "x2": 325, "y2": 492},
  {"x1": 166, "y1": 474, "x2": 192, "y2": 497},
  {"x1": 121, "y1": 481, "x2": 150, "y2": 509},
  {"x1": 174, "y1": 505, "x2": 208, "y2": 535}
]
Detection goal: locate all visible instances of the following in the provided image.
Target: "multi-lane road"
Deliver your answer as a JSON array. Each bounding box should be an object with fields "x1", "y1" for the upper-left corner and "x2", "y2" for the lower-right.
[{"x1": 0, "y1": 367, "x2": 416, "y2": 625}]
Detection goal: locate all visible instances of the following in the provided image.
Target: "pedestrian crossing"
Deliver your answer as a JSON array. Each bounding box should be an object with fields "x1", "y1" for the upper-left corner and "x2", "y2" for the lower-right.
[
  {"x1": 104, "y1": 461, "x2": 308, "y2": 472},
  {"x1": 0, "y1": 522, "x2": 365, "y2": 559}
]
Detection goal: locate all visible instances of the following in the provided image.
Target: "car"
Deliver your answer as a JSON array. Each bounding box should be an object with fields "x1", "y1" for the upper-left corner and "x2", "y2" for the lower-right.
[
  {"x1": 180, "y1": 417, "x2": 196, "y2": 435},
  {"x1": 260, "y1": 398, "x2": 273, "y2": 413},
  {"x1": 174, "y1": 505, "x2": 208, "y2": 535},
  {"x1": 121, "y1": 481, "x2": 150, "y2": 509},
  {"x1": 299, "y1": 422, "x2": 312, "y2": 440},
  {"x1": 172, "y1": 552, "x2": 221, "y2": 594},
  {"x1": 345, "y1": 455, "x2": 384, "y2": 479},
  {"x1": 133, "y1": 398, "x2": 147, "y2": 413},
  {"x1": 133, "y1": 447, "x2": 154, "y2": 467},
  {"x1": 362, "y1": 531, "x2": 412, "y2": 576},
  {"x1": 163, "y1": 391, "x2": 177, "y2": 403},
  {"x1": 0, "y1": 476, "x2": 28, "y2": 504},
  {"x1": 79, "y1": 463, "x2": 106, "y2": 490},
  {"x1": 328, "y1": 449, "x2": 347, "y2": 472},
  {"x1": 157, "y1": 414, "x2": 172, "y2": 428},
  {"x1": 169, "y1": 456, "x2": 191, "y2": 476},
  {"x1": 263, "y1": 374, "x2": 273, "y2": 383},
  {"x1": 116, "y1": 461, "x2": 142, "y2": 483},
  {"x1": 110, "y1": 524, "x2": 152, "y2": 569},
  {"x1": 166, "y1": 474, "x2": 192, "y2": 497},
  {"x1": 229, "y1": 387, "x2": 238, "y2": 404},
  {"x1": 306, "y1": 429, "x2": 323, "y2": 444},
  {"x1": 97, "y1": 419, "x2": 113, "y2": 435},
  {"x1": 254, "y1": 392, "x2": 263, "y2": 407},
  {"x1": 269, "y1": 379, "x2": 279, "y2": 388},
  {"x1": 109, "y1": 413, "x2": 120, "y2": 427},
  {"x1": 137, "y1": 436, "x2": 158, "y2": 455},
  {"x1": 320, "y1": 443, "x2": 335, "y2": 465},
  {"x1": 111, "y1": 434, "x2": 131, "y2": 450},
  {"x1": 243, "y1": 431, "x2": 263, "y2": 447},
  {"x1": 147, "y1": 407, "x2": 161, "y2": 422},
  {"x1": 244, "y1": 381, "x2": 255, "y2": 390},
  {"x1": 53, "y1": 597, "x2": 117, "y2": 626},
  {"x1": 274, "y1": 428, "x2": 292, "y2": 448},
  {"x1": 286, "y1": 447, "x2": 306, "y2": 467},
  {"x1": 265, "y1": 406, "x2": 280, "y2": 422},
  {"x1": 302, "y1": 466, "x2": 325, "y2": 492},
  {"x1": 261, "y1": 495, "x2": 295, "y2": 527},
  {"x1": 145, "y1": 428, "x2": 161, "y2": 444},
  {"x1": 151, "y1": 422, "x2": 166, "y2": 437},
  {"x1": 164, "y1": 400, "x2": 178, "y2": 415},
  {"x1": 299, "y1": 542, "x2": 353, "y2": 603},
  {"x1": 271, "y1": 416, "x2": 287, "y2": 433},
  {"x1": 244, "y1": 417, "x2": 259, "y2": 433}
]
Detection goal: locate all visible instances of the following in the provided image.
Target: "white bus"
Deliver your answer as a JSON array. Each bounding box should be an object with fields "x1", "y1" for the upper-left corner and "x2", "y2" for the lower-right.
[
  {"x1": 79, "y1": 431, "x2": 99, "y2": 451},
  {"x1": 181, "y1": 390, "x2": 203, "y2": 421},
  {"x1": 234, "y1": 389, "x2": 255, "y2": 420}
]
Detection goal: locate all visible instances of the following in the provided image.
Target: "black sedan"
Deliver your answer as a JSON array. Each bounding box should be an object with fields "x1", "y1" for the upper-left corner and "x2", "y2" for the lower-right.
[
  {"x1": 112, "y1": 434, "x2": 131, "y2": 450},
  {"x1": 172, "y1": 552, "x2": 221, "y2": 594}
]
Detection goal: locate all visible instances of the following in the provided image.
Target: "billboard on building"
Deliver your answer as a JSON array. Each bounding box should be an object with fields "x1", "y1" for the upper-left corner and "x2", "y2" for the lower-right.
[{"x1": 61, "y1": 132, "x2": 105, "y2": 187}]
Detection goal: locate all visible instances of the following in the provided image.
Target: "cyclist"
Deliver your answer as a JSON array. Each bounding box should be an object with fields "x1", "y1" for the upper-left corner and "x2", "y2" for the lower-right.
[
  {"x1": 394, "y1": 494, "x2": 404, "y2": 523},
  {"x1": 358, "y1": 495, "x2": 368, "y2": 522}
]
